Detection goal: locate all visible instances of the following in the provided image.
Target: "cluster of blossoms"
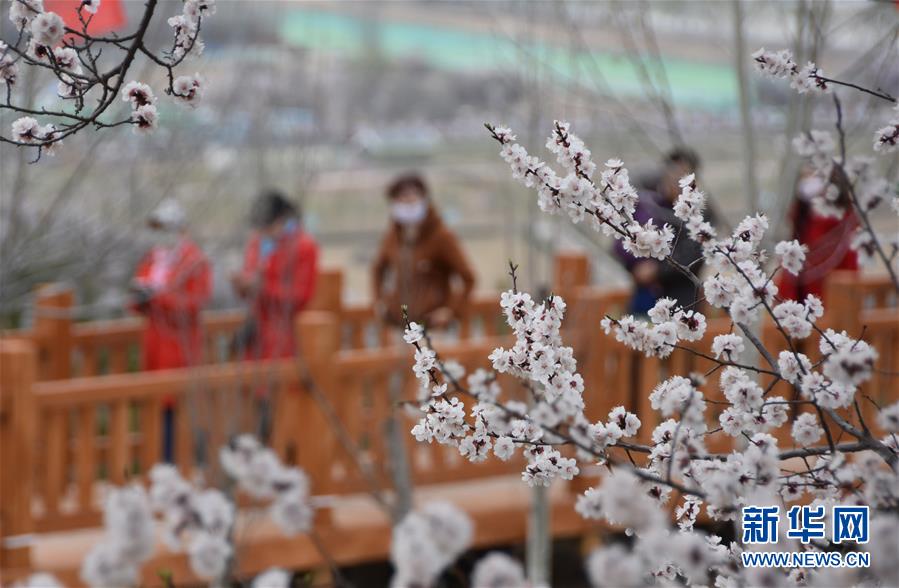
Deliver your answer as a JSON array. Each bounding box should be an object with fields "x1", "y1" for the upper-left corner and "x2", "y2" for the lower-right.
[
  {"x1": 219, "y1": 434, "x2": 315, "y2": 537},
  {"x1": 3, "y1": 0, "x2": 214, "y2": 154},
  {"x1": 873, "y1": 103, "x2": 899, "y2": 154},
  {"x1": 492, "y1": 123, "x2": 674, "y2": 261},
  {"x1": 10, "y1": 115, "x2": 60, "y2": 152},
  {"x1": 390, "y1": 501, "x2": 473, "y2": 588},
  {"x1": 751, "y1": 47, "x2": 831, "y2": 94},
  {"x1": 80, "y1": 484, "x2": 156, "y2": 587},
  {"x1": 167, "y1": 0, "x2": 215, "y2": 60},
  {"x1": 386, "y1": 502, "x2": 529, "y2": 588},
  {"x1": 387, "y1": 498, "x2": 528, "y2": 587},
  {"x1": 399, "y1": 117, "x2": 899, "y2": 586},
  {"x1": 752, "y1": 48, "x2": 899, "y2": 270},
  {"x1": 145, "y1": 464, "x2": 234, "y2": 580},
  {"x1": 121, "y1": 81, "x2": 159, "y2": 134},
  {"x1": 71, "y1": 436, "x2": 311, "y2": 586}
]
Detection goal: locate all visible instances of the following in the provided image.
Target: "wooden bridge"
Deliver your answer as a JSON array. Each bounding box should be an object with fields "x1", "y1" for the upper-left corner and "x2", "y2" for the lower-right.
[{"x1": 1, "y1": 254, "x2": 896, "y2": 586}]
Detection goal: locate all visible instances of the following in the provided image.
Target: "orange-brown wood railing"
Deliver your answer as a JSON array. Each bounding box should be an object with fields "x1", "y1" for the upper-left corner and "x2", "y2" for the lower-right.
[{"x1": 1, "y1": 263, "x2": 895, "y2": 585}]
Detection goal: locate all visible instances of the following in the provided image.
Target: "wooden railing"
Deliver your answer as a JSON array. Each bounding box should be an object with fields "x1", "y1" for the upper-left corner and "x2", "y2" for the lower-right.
[{"x1": 1, "y1": 264, "x2": 895, "y2": 585}]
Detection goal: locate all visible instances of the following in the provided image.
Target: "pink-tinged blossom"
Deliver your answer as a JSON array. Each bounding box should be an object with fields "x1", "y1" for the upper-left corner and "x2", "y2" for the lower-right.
[
  {"x1": 172, "y1": 73, "x2": 204, "y2": 106},
  {"x1": 131, "y1": 104, "x2": 159, "y2": 133},
  {"x1": 122, "y1": 80, "x2": 156, "y2": 107},
  {"x1": 29, "y1": 11, "x2": 64, "y2": 47},
  {"x1": 11, "y1": 116, "x2": 40, "y2": 142}
]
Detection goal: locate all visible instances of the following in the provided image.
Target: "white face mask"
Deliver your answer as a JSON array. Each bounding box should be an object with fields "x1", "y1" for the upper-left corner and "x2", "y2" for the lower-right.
[
  {"x1": 390, "y1": 200, "x2": 428, "y2": 225},
  {"x1": 798, "y1": 176, "x2": 825, "y2": 200}
]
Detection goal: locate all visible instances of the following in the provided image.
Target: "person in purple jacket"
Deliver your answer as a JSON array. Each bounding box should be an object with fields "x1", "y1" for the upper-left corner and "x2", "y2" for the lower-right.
[{"x1": 615, "y1": 148, "x2": 717, "y2": 314}]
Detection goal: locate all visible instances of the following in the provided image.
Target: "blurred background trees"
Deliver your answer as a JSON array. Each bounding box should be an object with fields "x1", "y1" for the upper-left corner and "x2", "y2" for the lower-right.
[{"x1": 2, "y1": 0, "x2": 897, "y2": 326}]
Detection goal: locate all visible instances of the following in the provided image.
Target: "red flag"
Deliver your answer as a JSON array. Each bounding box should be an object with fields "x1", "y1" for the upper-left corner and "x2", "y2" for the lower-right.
[{"x1": 44, "y1": 0, "x2": 126, "y2": 36}]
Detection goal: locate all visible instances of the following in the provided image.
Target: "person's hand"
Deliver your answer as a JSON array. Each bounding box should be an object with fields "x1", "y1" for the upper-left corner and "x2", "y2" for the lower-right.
[
  {"x1": 129, "y1": 282, "x2": 155, "y2": 308},
  {"x1": 427, "y1": 306, "x2": 454, "y2": 329},
  {"x1": 633, "y1": 260, "x2": 659, "y2": 286}
]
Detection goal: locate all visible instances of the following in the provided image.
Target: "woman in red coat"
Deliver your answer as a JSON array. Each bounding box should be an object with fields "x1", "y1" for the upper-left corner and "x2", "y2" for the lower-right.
[
  {"x1": 231, "y1": 191, "x2": 319, "y2": 360},
  {"x1": 131, "y1": 199, "x2": 211, "y2": 461},
  {"x1": 778, "y1": 166, "x2": 859, "y2": 302}
]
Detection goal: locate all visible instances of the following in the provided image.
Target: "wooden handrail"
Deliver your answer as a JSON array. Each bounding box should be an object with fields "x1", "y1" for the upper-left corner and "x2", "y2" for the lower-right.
[{"x1": 2, "y1": 258, "x2": 897, "y2": 583}]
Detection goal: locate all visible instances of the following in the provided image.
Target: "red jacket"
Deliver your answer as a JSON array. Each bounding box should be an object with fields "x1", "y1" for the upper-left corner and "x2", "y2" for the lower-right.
[
  {"x1": 778, "y1": 204, "x2": 859, "y2": 302},
  {"x1": 132, "y1": 238, "x2": 211, "y2": 371},
  {"x1": 240, "y1": 228, "x2": 318, "y2": 359}
]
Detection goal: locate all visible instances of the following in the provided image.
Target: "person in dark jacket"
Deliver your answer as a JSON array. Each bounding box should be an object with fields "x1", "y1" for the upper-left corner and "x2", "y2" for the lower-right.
[
  {"x1": 615, "y1": 148, "x2": 716, "y2": 314},
  {"x1": 372, "y1": 173, "x2": 476, "y2": 328}
]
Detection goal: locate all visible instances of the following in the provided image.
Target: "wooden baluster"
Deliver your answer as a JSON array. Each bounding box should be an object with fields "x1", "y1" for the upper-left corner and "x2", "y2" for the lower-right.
[
  {"x1": 109, "y1": 400, "x2": 130, "y2": 484},
  {"x1": 176, "y1": 399, "x2": 193, "y2": 473},
  {"x1": 208, "y1": 386, "x2": 224, "y2": 479},
  {"x1": 552, "y1": 251, "x2": 590, "y2": 300},
  {"x1": 77, "y1": 406, "x2": 97, "y2": 512},
  {"x1": 108, "y1": 347, "x2": 128, "y2": 375},
  {"x1": 43, "y1": 410, "x2": 66, "y2": 518},
  {"x1": 81, "y1": 344, "x2": 98, "y2": 377},
  {"x1": 34, "y1": 285, "x2": 74, "y2": 380},
  {"x1": 296, "y1": 312, "x2": 339, "y2": 504},
  {"x1": 0, "y1": 340, "x2": 37, "y2": 570},
  {"x1": 307, "y1": 269, "x2": 344, "y2": 314},
  {"x1": 352, "y1": 322, "x2": 365, "y2": 350},
  {"x1": 141, "y1": 398, "x2": 162, "y2": 473}
]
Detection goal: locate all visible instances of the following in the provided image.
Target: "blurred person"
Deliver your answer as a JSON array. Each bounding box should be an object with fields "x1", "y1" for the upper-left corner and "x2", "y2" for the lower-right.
[
  {"x1": 372, "y1": 173, "x2": 476, "y2": 329},
  {"x1": 778, "y1": 165, "x2": 859, "y2": 302},
  {"x1": 130, "y1": 198, "x2": 211, "y2": 462},
  {"x1": 614, "y1": 148, "x2": 716, "y2": 314},
  {"x1": 231, "y1": 190, "x2": 318, "y2": 360}
]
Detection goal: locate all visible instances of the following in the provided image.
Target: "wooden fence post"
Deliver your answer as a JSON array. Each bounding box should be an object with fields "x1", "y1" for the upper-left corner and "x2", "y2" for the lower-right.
[
  {"x1": 308, "y1": 269, "x2": 344, "y2": 315},
  {"x1": 292, "y1": 312, "x2": 340, "y2": 500},
  {"x1": 33, "y1": 285, "x2": 74, "y2": 380},
  {"x1": 823, "y1": 271, "x2": 862, "y2": 335},
  {"x1": 0, "y1": 339, "x2": 37, "y2": 573},
  {"x1": 552, "y1": 252, "x2": 589, "y2": 298}
]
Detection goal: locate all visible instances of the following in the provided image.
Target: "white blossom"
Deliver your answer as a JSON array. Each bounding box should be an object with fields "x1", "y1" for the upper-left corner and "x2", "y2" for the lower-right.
[
  {"x1": 585, "y1": 544, "x2": 646, "y2": 587},
  {"x1": 10, "y1": 0, "x2": 43, "y2": 31},
  {"x1": 80, "y1": 542, "x2": 139, "y2": 588},
  {"x1": 471, "y1": 552, "x2": 527, "y2": 588},
  {"x1": 877, "y1": 401, "x2": 899, "y2": 433},
  {"x1": 81, "y1": 0, "x2": 101, "y2": 15},
  {"x1": 711, "y1": 333, "x2": 744, "y2": 362},
  {"x1": 775, "y1": 239, "x2": 807, "y2": 275},
  {"x1": 188, "y1": 532, "x2": 231, "y2": 580},
  {"x1": 252, "y1": 568, "x2": 291, "y2": 588},
  {"x1": 791, "y1": 413, "x2": 824, "y2": 446}
]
